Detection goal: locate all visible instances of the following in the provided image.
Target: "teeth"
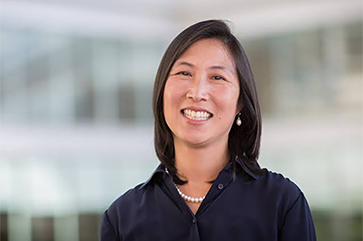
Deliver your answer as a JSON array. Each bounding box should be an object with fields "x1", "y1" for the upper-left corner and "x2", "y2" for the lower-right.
[{"x1": 183, "y1": 109, "x2": 211, "y2": 121}]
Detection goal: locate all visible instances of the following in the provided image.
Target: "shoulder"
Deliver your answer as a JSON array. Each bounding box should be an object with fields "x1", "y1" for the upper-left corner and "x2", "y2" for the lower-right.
[
  {"x1": 102, "y1": 182, "x2": 149, "y2": 237},
  {"x1": 106, "y1": 164, "x2": 165, "y2": 220},
  {"x1": 110, "y1": 182, "x2": 145, "y2": 207},
  {"x1": 106, "y1": 182, "x2": 148, "y2": 220},
  {"x1": 254, "y1": 169, "x2": 309, "y2": 226},
  {"x1": 258, "y1": 169, "x2": 303, "y2": 205}
]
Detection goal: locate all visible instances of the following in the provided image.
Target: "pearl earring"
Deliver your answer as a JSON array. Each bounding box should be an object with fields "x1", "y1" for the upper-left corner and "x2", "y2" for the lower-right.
[{"x1": 236, "y1": 113, "x2": 242, "y2": 126}]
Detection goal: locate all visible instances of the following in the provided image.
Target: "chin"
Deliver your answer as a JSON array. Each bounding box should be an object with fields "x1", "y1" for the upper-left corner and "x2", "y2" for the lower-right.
[{"x1": 182, "y1": 136, "x2": 210, "y2": 147}]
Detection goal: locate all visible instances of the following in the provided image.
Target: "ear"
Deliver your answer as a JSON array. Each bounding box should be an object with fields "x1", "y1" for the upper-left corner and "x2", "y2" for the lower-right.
[{"x1": 236, "y1": 101, "x2": 244, "y2": 115}]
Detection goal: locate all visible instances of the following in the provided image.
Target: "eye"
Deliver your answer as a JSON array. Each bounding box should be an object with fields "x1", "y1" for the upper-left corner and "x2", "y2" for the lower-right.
[
  {"x1": 177, "y1": 71, "x2": 191, "y2": 76},
  {"x1": 212, "y1": 75, "x2": 226, "y2": 81}
]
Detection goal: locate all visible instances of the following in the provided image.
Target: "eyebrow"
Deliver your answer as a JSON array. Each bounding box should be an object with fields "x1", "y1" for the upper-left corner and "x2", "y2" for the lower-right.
[
  {"x1": 174, "y1": 61, "x2": 235, "y2": 75},
  {"x1": 175, "y1": 61, "x2": 194, "y2": 67},
  {"x1": 209, "y1": 65, "x2": 234, "y2": 75}
]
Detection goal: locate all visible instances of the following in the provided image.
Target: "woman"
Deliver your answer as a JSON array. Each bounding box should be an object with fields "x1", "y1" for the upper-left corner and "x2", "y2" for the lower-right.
[{"x1": 101, "y1": 20, "x2": 316, "y2": 241}]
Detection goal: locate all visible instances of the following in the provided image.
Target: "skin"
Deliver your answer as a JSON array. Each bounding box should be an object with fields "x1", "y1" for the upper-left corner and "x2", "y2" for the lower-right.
[{"x1": 163, "y1": 38, "x2": 240, "y2": 214}]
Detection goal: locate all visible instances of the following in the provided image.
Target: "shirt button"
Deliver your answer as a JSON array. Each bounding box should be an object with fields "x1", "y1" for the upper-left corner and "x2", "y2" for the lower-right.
[
  {"x1": 192, "y1": 219, "x2": 196, "y2": 224},
  {"x1": 218, "y1": 183, "x2": 224, "y2": 190}
]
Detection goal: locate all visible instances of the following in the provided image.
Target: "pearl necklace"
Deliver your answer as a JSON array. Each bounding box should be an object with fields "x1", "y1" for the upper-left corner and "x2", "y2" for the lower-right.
[
  {"x1": 165, "y1": 167, "x2": 206, "y2": 203},
  {"x1": 174, "y1": 184, "x2": 206, "y2": 203}
]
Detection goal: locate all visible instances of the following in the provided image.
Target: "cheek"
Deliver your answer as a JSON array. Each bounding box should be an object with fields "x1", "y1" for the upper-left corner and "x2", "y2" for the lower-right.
[
  {"x1": 163, "y1": 87, "x2": 172, "y2": 119},
  {"x1": 163, "y1": 81, "x2": 185, "y2": 118},
  {"x1": 164, "y1": 81, "x2": 186, "y2": 105},
  {"x1": 212, "y1": 95, "x2": 239, "y2": 125},
  {"x1": 212, "y1": 88, "x2": 239, "y2": 114}
]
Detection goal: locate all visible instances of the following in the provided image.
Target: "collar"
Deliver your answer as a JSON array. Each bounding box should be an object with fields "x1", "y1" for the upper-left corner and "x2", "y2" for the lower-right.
[
  {"x1": 235, "y1": 157, "x2": 258, "y2": 180},
  {"x1": 138, "y1": 164, "x2": 166, "y2": 190},
  {"x1": 138, "y1": 158, "x2": 258, "y2": 191}
]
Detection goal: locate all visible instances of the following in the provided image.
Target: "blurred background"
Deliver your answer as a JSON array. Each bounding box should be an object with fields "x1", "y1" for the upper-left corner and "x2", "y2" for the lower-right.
[{"x1": 0, "y1": 0, "x2": 362, "y2": 240}]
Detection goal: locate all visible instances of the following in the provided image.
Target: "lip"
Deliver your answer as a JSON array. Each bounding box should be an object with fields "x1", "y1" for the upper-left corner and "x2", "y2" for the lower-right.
[{"x1": 180, "y1": 106, "x2": 213, "y2": 124}]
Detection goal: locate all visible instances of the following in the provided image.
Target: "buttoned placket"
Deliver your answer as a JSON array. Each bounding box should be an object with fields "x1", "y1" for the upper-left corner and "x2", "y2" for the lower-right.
[{"x1": 160, "y1": 169, "x2": 234, "y2": 240}]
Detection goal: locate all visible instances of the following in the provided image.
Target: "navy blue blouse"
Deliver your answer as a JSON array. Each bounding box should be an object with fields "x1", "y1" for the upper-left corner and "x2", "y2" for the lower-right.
[{"x1": 101, "y1": 159, "x2": 316, "y2": 241}]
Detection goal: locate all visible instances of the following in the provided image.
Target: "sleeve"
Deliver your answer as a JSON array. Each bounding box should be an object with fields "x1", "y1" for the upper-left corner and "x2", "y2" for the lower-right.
[
  {"x1": 100, "y1": 210, "x2": 122, "y2": 241},
  {"x1": 279, "y1": 192, "x2": 317, "y2": 241}
]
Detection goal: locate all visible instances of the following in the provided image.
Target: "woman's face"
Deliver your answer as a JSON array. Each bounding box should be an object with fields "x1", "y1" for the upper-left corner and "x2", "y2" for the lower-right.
[{"x1": 163, "y1": 38, "x2": 240, "y2": 147}]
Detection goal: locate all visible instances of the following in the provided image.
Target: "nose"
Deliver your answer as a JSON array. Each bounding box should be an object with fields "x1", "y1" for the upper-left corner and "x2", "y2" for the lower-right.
[{"x1": 186, "y1": 74, "x2": 209, "y2": 102}]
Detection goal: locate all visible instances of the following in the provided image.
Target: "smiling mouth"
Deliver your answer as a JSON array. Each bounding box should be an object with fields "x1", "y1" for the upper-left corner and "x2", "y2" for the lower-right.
[{"x1": 182, "y1": 109, "x2": 213, "y2": 121}]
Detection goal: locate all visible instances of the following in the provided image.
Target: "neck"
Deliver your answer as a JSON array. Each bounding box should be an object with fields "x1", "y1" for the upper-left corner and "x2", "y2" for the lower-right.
[{"x1": 174, "y1": 138, "x2": 230, "y2": 184}]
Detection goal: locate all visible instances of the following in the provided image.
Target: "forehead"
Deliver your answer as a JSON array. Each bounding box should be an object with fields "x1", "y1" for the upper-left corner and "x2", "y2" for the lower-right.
[{"x1": 176, "y1": 38, "x2": 236, "y2": 69}]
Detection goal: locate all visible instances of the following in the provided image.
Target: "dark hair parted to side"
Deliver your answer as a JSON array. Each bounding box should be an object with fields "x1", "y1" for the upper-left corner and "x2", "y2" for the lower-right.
[{"x1": 153, "y1": 19, "x2": 266, "y2": 185}]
